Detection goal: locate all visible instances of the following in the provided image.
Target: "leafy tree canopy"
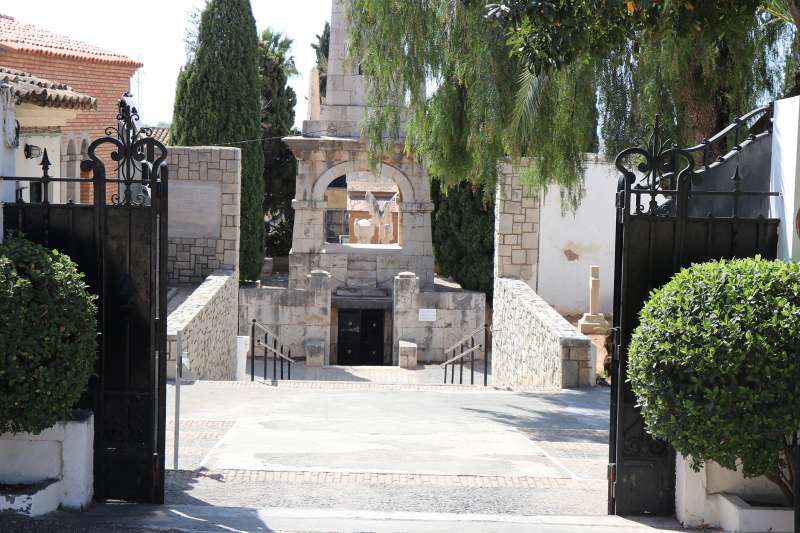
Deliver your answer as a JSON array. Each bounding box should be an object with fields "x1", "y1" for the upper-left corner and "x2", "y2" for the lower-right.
[{"x1": 348, "y1": 0, "x2": 793, "y2": 209}]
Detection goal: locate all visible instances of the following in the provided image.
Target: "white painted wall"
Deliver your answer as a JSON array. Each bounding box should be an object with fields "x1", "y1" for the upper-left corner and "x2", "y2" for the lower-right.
[
  {"x1": 537, "y1": 156, "x2": 617, "y2": 316},
  {"x1": 770, "y1": 95, "x2": 800, "y2": 262},
  {"x1": 15, "y1": 132, "x2": 62, "y2": 203}
]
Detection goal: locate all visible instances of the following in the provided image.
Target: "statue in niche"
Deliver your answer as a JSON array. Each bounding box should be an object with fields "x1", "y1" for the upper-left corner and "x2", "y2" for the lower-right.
[{"x1": 365, "y1": 191, "x2": 399, "y2": 244}]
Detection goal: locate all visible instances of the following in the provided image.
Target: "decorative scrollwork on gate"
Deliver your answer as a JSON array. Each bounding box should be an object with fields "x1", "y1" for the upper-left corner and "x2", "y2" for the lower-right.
[
  {"x1": 87, "y1": 98, "x2": 168, "y2": 206},
  {"x1": 615, "y1": 115, "x2": 696, "y2": 217}
]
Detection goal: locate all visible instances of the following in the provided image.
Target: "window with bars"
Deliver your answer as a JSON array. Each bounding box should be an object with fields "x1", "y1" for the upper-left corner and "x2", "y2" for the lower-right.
[{"x1": 325, "y1": 209, "x2": 349, "y2": 243}]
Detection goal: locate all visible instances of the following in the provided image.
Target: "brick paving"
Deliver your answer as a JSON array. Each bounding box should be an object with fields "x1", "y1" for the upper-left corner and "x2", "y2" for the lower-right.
[{"x1": 167, "y1": 468, "x2": 607, "y2": 489}]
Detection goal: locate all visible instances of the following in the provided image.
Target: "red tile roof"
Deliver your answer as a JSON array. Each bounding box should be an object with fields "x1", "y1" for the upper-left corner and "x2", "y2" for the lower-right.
[
  {"x1": 1, "y1": 65, "x2": 97, "y2": 110},
  {"x1": 0, "y1": 14, "x2": 142, "y2": 67}
]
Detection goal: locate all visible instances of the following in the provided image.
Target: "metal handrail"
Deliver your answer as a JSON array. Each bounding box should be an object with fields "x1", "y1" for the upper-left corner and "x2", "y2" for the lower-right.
[
  {"x1": 440, "y1": 326, "x2": 491, "y2": 386},
  {"x1": 443, "y1": 326, "x2": 487, "y2": 356},
  {"x1": 257, "y1": 339, "x2": 296, "y2": 363},
  {"x1": 250, "y1": 318, "x2": 295, "y2": 381},
  {"x1": 440, "y1": 344, "x2": 483, "y2": 367}
]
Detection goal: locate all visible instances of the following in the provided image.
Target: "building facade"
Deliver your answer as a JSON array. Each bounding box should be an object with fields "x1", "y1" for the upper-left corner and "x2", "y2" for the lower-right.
[{"x1": 0, "y1": 14, "x2": 141, "y2": 202}]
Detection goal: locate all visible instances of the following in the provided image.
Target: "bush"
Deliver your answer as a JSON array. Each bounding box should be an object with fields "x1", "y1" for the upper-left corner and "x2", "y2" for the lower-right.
[
  {"x1": 0, "y1": 236, "x2": 97, "y2": 434},
  {"x1": 629, "y1": 257, "x2": 800, "y2": 501}
]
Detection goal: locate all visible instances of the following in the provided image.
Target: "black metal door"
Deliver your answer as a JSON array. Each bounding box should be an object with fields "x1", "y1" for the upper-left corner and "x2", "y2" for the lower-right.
[
  {"x1": 2, "y1": 100, "x2": 168, "y2": 503},
  {"x1": 337, "y1": 309, "x2": 384, "y2": 365},
  {"x1": 609, "y1": 109, "x2": 779, "y2": 515}
]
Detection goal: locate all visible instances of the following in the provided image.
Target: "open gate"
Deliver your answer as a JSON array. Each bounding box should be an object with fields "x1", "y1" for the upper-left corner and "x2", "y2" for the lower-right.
[
  {"x1": 2, "y1": 100, "x2": 168, "y2": 503},
  {"x1": 609, "y1": 107, "x2": 780, "y2": 514}
]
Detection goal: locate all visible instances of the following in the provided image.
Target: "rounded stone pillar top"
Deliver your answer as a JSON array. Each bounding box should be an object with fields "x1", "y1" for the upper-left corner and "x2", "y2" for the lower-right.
[
  {"x1": 309, "y1": 270, "x2": 332, "y2": 278},
  {"x1": 396, "y1": 271, "x2": 418, "y2": 279}
]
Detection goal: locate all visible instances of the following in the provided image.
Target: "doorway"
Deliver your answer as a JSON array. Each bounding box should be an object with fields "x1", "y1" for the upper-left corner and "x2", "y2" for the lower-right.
[{"x1": 337, "y1": 309, "x2": 385, "y2": 365}]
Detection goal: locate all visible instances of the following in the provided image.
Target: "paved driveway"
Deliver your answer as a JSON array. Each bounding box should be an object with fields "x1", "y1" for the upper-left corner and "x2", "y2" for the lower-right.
[{"x1": 165, "y1": 380, "x2": 611, "y2": 516}]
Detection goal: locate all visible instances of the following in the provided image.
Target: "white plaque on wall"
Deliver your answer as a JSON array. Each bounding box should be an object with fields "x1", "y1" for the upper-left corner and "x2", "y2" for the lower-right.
[
  {"x1": 168, "y1": 180, "x2": 223, "y2": 239},
  {"x1": 418, "y1": 308, "x2": 437, "y2": 322}
]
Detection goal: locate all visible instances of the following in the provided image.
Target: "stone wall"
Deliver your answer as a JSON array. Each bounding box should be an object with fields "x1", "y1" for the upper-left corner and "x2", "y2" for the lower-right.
[
  {"x1": 492, "y1": 278, "x2": 594, "y2": 389},
  {"x1": 166, "y1": 147, "x2": 241, "y2": 284},
  {"x1": 168, "y1": 270, "x2": 239, "y2": 380},
  {"x1": 494, "y1": 160, "x2": 541, "y2": 288},
  {"x1": 393, "y1": 273, "x2": 486, "y2": 364},
  {"x1": 239, "y1": 271, "x2": 332, "y2": 363}
]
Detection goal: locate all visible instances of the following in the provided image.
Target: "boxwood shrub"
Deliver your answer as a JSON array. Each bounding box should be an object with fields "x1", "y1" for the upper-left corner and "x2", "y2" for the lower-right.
[
  {"x1": 0, "y1": 236, "x2": 97, "y2": 434},
  {"x1": 629, "y1": 257, "x2": 800, "y2": 501}
]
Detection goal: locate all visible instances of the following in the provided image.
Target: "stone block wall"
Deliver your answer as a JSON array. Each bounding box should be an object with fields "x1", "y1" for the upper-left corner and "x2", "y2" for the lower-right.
[
  {"x1": 494, "y1": 160, "x2": 541, "y2": 288},
  {"x1": 166, "y1": 146, "x2": 241, "y2": 284},
  {"x1": 167, "y1": 270, "x2": 239, "y2": 380},
  {"x1": 393, "y1": 273, "x2": 486, "y2": 363},
  {"x1": 492, "y1": 278, "x2": 594, "y2": 389},
  {"x1": 239, "y1": 271, "x2": 333, "y2": 363}
]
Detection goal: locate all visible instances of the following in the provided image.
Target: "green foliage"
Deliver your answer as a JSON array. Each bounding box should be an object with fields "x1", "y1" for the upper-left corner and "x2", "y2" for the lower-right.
[
  {"x1": 0, "y1": 236, "x2": 97, "y2": 434},
  {"x1": 171, "y1": 0, "x2": 264, "y2": 280},
  {"x1": 431, "y1": 181, "x2": 495, "y2": 298},
  {"x1": 629, "y1": 258, "x2": 800, "y2": 500},
  {"x1": 350, "y1": 0, "x2": 796, "y2": 210},
  {"x1": 312, "y1": 22, "x2": 330, "y2": 97},
  {"x1": 260, "y1": 29, "x2": 298, "y2": 257}
]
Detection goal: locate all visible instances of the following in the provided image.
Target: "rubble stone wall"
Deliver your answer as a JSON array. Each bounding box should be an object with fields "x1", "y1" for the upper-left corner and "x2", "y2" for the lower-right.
[
  {"x1": 168, "y1": 270, "x2": 239, "y2": 380},
  {"x1": 166, "y1": 146, "x2": 241, "y2": 284},
  {"x1": 492, "y1": 277, "x2": 595, "y2": 389}
]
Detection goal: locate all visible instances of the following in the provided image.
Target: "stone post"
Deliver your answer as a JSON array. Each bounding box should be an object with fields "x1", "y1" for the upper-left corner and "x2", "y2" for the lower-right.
[
  {"x1": 578, "y1": 265, "x2": 610, "y2": 334},
  {"x1": 393, "y1": 272, "x2": 419, "y2": 365},
  {"x1": 307, "y1": 269, "x2": 332, "y2": 365}
]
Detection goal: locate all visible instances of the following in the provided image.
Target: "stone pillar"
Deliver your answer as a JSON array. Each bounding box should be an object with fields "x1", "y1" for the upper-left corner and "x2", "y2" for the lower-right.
[
  {"x1": 307, "y1": 269, "x2": 332, "y2": 365},
  {"x1": 578, "y1": 265, "x2": 610, "y2": 334},
  {"x1": 393, "y1": 272, "x2": 420, "y2": 364},
  {"x1": 398, "y1": 340, "x2": 418, "y2": 369},
  {"x1": 399, "y1": 202, "x2": 435, "y2": 288},
  {"x1": 494, "y1": 161, "x2": 540, "y2": 289}
]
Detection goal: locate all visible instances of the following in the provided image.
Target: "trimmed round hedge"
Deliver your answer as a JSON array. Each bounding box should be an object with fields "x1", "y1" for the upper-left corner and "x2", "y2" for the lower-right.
[
  {"x1": 629, "y1": 257, "x2": 800, "y2": 481},
  {"x1": 0, "y1": 236, "x2": 97, "y2": 434}
]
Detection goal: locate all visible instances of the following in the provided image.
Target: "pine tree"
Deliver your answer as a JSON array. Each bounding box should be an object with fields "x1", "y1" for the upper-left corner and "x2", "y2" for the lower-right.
[
  {"x1": 171, "y1": 0, "x2": 264, "y2": 280},
  {"x1": 260, "y1": 29, "x2": 298, "y2": 257}
]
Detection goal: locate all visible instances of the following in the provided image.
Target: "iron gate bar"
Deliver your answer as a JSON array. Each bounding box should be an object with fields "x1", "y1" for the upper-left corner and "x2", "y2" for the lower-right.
[
  {"x1": 609, "y1": 107, "x2": 780, "y2": 516},
  {"x1": 2, "y1": 99, "x2": 169, "y2": 503}
]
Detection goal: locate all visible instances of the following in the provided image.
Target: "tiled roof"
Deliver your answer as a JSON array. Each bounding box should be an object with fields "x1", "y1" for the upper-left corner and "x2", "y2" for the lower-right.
[
  {"x1": 0, "y1": 14, "x2": 142, "y2": 66},
  {"x1": 0, "y1": 66, "x2": 96, "y2": 110},
  {"x1": 146, "y1": 126, "x2": 170, "y2": 145}
]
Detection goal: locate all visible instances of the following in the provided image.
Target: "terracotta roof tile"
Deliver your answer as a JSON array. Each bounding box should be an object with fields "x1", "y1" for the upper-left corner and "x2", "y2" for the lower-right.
[
  {"x1": 0, "y1": 65, "x2": 96, "y2": 110},
  {"x1": 0, "y1": 14, "x2": 142, "y2": 67},
  {"x1": 145, "y1": 126, "x2": 170, "y2": 145}
]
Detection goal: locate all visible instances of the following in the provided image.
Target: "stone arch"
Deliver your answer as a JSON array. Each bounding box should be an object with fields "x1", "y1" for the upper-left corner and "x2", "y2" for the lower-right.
[{"x1": 311, "y1": 161, "x2": 415, "y2": 204}]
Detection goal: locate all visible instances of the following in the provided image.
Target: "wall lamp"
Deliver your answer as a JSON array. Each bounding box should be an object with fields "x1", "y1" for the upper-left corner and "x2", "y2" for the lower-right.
[{"x1": 24, "y1": 143, "x2": 42, "y2": 159}]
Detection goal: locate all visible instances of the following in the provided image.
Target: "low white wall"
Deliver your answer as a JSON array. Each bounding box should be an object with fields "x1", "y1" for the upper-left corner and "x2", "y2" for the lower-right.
[
  {"x1": 168, "y1": 269, "x2": 239, "y2": 380},
  {"x1": 537, "y1": 156, "x2": 617, "y2": 316},
  {"x1": 676, "y1": 453, "x2": 790, "y2": 532},
  {"x1": 0, "y1": 413, "x2": 93, "y2": 513},
  {"x1": 493, "y1": 277, "x2": 595, "y2": 389}
]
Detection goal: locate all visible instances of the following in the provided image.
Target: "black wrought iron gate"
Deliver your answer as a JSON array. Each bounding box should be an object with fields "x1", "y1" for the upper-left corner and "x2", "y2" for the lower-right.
[
  {"x1": 2, "y1": 100, "x2": 168, "y2": 503},
  {"x1": 609, "y1": 107, "x2": 780, "y2": 514}
]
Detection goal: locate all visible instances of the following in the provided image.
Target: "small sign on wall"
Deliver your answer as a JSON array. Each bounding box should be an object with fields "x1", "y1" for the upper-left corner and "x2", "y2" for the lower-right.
[{"x1": 418, "y1": 308, "x2": 437, "y2": 322}]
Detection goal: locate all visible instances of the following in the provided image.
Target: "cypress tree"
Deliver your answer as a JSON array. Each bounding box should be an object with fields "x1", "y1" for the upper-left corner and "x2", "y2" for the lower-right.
[
  {"x1": 431, "y1": 180, "x2": 495, "y2": 299},
  {"x1": 171, "y1": 0, "x2": 264, "y2": 280},
  {"x1": 260, "y1": 29, "x2": 298, "y2": 257}
]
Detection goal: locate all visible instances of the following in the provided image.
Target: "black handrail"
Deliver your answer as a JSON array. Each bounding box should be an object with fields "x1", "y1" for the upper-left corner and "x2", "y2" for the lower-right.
[
  {"x1": 250, "y1": 319, "x2": 295, "y2": 382},
  {"x1": 440, "y1": 326, "x2": 490, "y2": 386}
]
